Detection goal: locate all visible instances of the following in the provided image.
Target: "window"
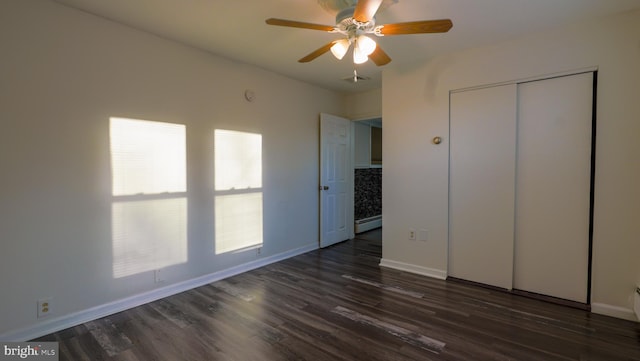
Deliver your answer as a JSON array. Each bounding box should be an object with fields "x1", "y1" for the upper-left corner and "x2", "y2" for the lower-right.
[
  {"x1": 214, "y1": 129, "x2": 263, "y2": 254},
  {"x1": 110, "y1": 117, "x2": 188, "y2": 278}
]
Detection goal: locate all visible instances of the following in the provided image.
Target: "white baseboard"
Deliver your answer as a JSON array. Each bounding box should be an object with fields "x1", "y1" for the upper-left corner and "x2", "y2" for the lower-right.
[
  {"x1": 377, "y1": 260, "x2": 639, "y2": 323},
  {"x1": 379, "y1": 258, "x2": 447, "y2": 280},
  {"x1": 591, "y1": 303, "x2": 638, "y2": 322},
  {"x1": 0, "y1": 242, "x2": 318, "y2": 342}
]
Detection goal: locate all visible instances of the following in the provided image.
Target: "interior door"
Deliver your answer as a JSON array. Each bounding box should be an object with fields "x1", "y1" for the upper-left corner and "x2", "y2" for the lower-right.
[
  {"x1": 448, "y1": 84, "x2": 517, "y2": 290},
  {"x1": 513, "y1": 73, "x2": 594, "y2": 303},
  {"x1": 320, "y1": 113, "x2": 352, "y2": 248}
]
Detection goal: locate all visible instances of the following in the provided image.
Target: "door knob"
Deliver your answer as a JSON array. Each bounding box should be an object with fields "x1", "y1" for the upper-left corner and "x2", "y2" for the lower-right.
[{"x1": 319, "y1": 185, "x2": 329, "y2": 190}]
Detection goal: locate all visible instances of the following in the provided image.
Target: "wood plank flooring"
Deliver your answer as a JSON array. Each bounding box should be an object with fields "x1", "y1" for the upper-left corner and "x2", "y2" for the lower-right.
[{"x1": 35, "y1": 229, "x2": 640, "y2": 360}]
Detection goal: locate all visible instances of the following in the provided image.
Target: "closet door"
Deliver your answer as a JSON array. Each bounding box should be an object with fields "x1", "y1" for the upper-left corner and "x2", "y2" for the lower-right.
[
  {"x1": 513, "y1": 73, "x2": 594, "y2": 303},
  {"x1": 449, "y1": 84, "x2": 517, "y2": 290}
]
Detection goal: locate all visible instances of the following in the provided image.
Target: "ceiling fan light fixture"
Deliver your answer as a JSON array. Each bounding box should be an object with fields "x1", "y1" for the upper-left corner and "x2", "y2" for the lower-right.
[
  {"x1": 356, "y1": 35, "x2": 377, "y2": 56},
  {"x1": 330, "y1": 38, "x2": 350, "y2": 60},
  {"x1": 266, "y1": 0, "x2": 453, "y2": 68},
  {"x1": 353, "y1": 46, "x2": 369, "y2": 64}
]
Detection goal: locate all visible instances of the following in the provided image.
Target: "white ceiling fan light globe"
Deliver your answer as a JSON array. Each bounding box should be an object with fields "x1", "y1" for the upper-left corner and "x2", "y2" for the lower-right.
[
  {"x1": 353, "y1": 46, "x2": 368, "y2": 64},
  {"x1": 357, "y1": 35, "x2": 377, "y2": 56},
  {"x1": 330, "y1": 39, "x2": 350, "y2": 60}
]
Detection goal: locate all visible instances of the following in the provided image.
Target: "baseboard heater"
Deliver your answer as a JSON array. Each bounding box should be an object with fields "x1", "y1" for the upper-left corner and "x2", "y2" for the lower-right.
[{"x1": 355, "y1": 215, "x2": 382, "y2": 233}]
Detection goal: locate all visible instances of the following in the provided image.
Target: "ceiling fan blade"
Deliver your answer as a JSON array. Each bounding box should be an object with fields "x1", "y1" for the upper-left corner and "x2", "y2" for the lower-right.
[
  {"x1": 353, "y1": 0, "x2": 383, "y2": 23},
  {"x1": 298, "y1": 41, "x2": 337, "y2": 63},
  {"x1": 369, "y1": 45, "x2": 391, "y2": 66},
  {"x1": 266, "y1": 18, "x2": 335, "y2": 32},
  {"x1": 378, "y1": 19, "x2": 453, "y2": 35}
]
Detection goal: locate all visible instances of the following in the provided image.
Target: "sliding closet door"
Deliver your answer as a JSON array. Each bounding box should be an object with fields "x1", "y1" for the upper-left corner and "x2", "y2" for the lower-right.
[
  {"x1": 513, "y1": 73, "x2": 594, "y2": 303},
  {"x1": 449, "y1": 84, "x2": 517, "y2": 290}
]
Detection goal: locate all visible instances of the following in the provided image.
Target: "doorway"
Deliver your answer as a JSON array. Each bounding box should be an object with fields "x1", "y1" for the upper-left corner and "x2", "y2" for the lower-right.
[
  {"x1": 353, "y1": 118, "x2": 382, "y2": 234},
  {"x1": 319, "y1": 114, "x2": 383, "y2": 248}
]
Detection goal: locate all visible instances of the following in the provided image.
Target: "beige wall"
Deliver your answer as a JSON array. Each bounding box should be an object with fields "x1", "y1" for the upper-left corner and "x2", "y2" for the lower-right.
[
  {"x1": 0, "y1": 0, "x2": 345, "y2": 338},
  {"x1": 3, "y1": 0, "x2": 636, "y2": 342},
  {"x1": 382, "y1": 8, "x2": 640, "y2": 319},
  {"x1": 344, "y1": 88, "x2": 382, "y2": 120}
]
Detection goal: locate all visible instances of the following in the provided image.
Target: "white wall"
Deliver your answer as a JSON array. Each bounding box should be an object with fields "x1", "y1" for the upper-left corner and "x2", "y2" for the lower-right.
[
  {"x1": 344, "y1": 88, "x2": 382, "y2": 120},
  {"x1": 0, "y1": 0, "x2": 345, "y2": 339},
  {"x1": 382, "y1": 8, "x2": 640, "y2": 319}
]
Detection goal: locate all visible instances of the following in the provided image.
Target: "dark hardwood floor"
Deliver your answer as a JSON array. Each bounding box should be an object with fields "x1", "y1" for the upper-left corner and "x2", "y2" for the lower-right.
[{"x1": 36, "y1": 228, "x2": 640, "y2": 360}]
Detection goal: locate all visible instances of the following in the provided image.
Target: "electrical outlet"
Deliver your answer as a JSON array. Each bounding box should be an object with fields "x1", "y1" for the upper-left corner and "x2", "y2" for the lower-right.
[
  {"x1": 256, "y1": 247, "x2": 262, "y2": 256},
  {"x1": 154, "y1": 269, "x2": 163, "y2": 283},
  {"x1": 37, "y1": 298, "x2": 52, "y2": 318},
  {"x1": 419, "y1": 229, "x2": 428, "y2": 242},
  {"x1": 409, "y1": 229, "x2": 416, "y2": 241}
]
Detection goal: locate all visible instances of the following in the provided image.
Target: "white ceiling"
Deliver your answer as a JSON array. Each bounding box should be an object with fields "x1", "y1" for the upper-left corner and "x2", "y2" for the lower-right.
[{"x1": 52, "y1": 0, "x2": 640, "y2": 93}]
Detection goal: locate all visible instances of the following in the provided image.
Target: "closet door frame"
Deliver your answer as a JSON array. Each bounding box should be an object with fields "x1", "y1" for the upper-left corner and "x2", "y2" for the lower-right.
[{"x1": 447, "y1": 69, "x2": 597, "y2": 306}]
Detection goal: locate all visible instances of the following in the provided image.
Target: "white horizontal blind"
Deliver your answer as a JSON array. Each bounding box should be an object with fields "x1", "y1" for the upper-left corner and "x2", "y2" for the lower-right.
[
  {"x1": 109, "y1": 117, "x2": 187, "y2": 278},
  {"x1": 110, "y1": 117, "x2": 186, "y2": 196},
  {"x1": 214, "y1": 129, "x2": 263, "y2": 254},
  {"x1": 214, "y1": 129, "x2": 262, "y2": 191}
]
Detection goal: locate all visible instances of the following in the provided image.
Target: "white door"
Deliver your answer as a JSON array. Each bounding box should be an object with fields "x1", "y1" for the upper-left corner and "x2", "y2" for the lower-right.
[
  {"x1": 320, "y1": 113, "x2": 352, "y2": 248},
  {"x1": 513, "y1": 73, "x2": 593, "y2": 303},
  {"x1": 448, "y1": 84, "x2": 518, "y2": 290}
]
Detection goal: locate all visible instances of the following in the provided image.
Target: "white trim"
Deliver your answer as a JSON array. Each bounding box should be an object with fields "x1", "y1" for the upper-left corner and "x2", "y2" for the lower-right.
[
  {"x1": 591, "y1": 303, "x2": 638, "y2": 322},
  {"x1": 378, "y1": 260, "x2": 639, "y2": 323},
  {"x1": 379, "y1": 258, "x2": 447, "y2": 280},
  {"x1": 450, "y1": 66, "x2": 599, "y2": 94},
  {"x1": 0, "y1": 242, "x2": 318, "y2": 342}
]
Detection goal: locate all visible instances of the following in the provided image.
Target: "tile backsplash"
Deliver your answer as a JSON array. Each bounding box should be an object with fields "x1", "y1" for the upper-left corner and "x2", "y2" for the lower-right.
[{"x1": 354, "y1": 168, "x2": 382, "y2": 220}]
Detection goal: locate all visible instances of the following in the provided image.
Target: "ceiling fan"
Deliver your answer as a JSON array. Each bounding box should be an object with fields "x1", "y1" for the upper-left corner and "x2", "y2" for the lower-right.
[{"x1": 265, "y1": 0, "x2": 452, "y2": 66}]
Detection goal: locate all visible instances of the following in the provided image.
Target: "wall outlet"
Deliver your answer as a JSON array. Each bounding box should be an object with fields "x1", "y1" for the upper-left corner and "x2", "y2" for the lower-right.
[
  {"x1": 256, "y1": 247, "x2": 262, "y2": 256},
  {"x1": 409, "y1": 228, "x2": 416, "y2": 241},
  {"x1": 154, "y1": 269, "x2": 163, "y2": 283},
  {"x1": 419, "y1": 229, "x2": 428, "y2": 242},
  {"x1": 37, "y1": 297, "x2": 52, "y2": 318}
]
